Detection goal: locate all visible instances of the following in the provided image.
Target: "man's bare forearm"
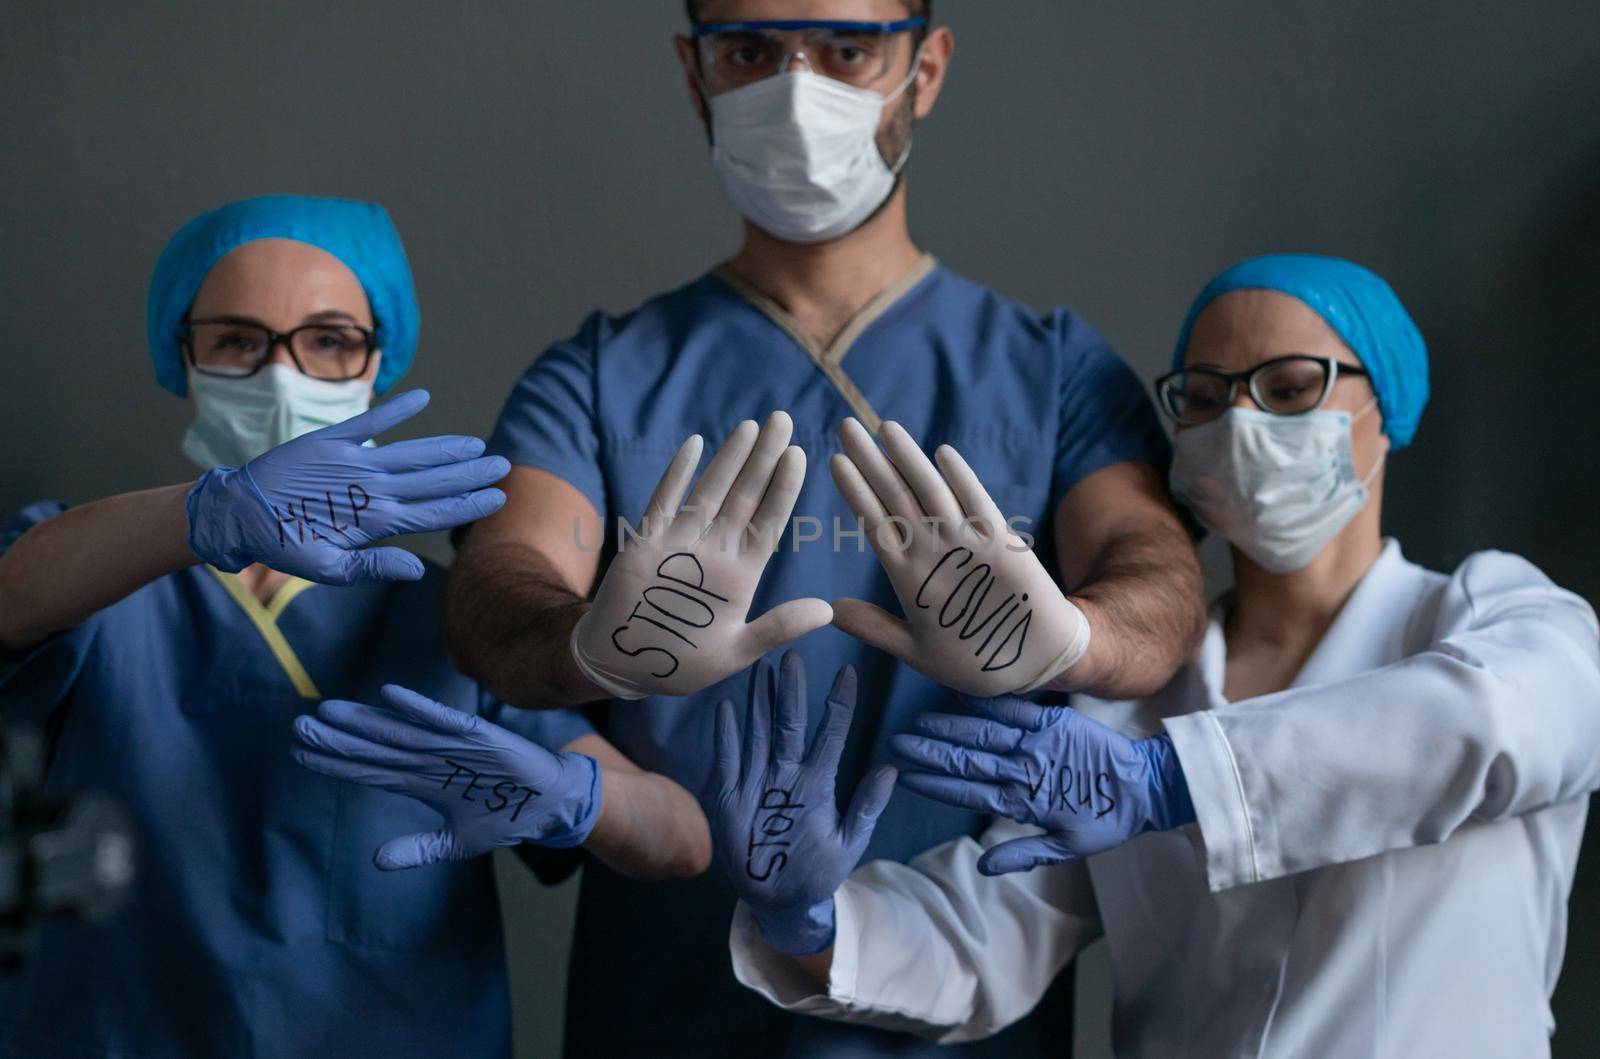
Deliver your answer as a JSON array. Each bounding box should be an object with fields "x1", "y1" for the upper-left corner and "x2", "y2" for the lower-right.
[
  {"x1": 1054, "y1": 522, "x2": 1206, "y2": 700},
  {"x1": 444, "y1": 537, "x2": 604, "y2": 710}
]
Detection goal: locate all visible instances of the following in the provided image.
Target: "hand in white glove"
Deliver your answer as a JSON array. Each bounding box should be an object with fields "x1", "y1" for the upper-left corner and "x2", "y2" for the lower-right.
[
  {"x1": 572, "y1": 411, "x2": 832, "y2": 699},
  {"x1": 828, "y1": 418, "x2": 1090, "y2": 696}
]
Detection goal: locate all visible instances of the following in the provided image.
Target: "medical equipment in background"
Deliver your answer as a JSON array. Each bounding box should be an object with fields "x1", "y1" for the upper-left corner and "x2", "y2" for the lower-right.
[{"x1": 0, "y1": 722, "x2": 134, "y2": 972}]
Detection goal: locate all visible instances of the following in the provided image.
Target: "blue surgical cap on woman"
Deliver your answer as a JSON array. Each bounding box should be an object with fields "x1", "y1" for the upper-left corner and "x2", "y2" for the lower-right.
[
  {"x1": 147, "y1": 194, "x2": 419, "y2": 397},
  {"x1": 1172, "y1": 253, "x2": 1429, "y2": 450}
]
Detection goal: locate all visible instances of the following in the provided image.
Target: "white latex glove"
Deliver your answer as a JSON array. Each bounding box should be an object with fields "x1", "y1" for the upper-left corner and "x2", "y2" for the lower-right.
[
  {"x1": 828, "y1": 418, "x2": 1090, "y2": 696},
  {"x1": 572, "y1": 411, "x2": 833, "y2": 699}
]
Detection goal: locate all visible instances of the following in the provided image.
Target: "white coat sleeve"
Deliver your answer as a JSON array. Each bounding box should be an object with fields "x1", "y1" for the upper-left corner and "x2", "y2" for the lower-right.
[
  {"x1": 1164, "y1": 550, "x2": 1600, "y2": 891},
  {"x1": 728, "y1": 819, "x2": 1103, "y2": 1043}
]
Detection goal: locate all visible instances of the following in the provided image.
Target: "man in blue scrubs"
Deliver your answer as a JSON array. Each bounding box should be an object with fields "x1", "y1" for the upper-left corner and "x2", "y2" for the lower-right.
[
  {"x1": 0, "y1": 195, "x2": 710, "y2": 1057},
  {"x1": 446, "y1": 2, "x2": 1207, "y2": 1055}
]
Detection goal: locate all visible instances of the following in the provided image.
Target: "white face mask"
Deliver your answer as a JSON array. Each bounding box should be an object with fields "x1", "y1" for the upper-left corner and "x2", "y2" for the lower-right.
[
  {"x1": 707, "y1": 57, "x2": 918, "y2": 244},
  {"x1": 1169, "y1": 402, "x2": 1384, "y2": 574},
  {"x1": 182, "y1": 363, "x2": 372, "y2": 470}
]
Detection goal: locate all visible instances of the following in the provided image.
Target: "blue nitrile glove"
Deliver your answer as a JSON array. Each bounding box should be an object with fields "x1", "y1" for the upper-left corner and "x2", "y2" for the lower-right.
[
  {"x1": 186, "y1": 389, "x2": 508, "y2": 583},
  {"x1": 712, "y1": 651, "x2": 898, "y2": 956},
  {"x1": 291, "y1": 684, "x2": 601, "y2": 870},
  {"x1": 891, "y1": 694, "x2": 1195, "y2": 876}
]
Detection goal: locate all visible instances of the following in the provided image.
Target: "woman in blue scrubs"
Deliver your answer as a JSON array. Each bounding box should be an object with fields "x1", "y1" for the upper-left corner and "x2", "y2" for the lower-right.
[{"x1": 0, "y1": 195, "x2": 710, "y2": 1058}]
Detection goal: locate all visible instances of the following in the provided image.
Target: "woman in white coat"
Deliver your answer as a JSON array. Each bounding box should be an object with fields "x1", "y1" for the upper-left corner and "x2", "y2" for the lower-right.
[{"x1": 720, "y1": 253, "x2": 1600, "y2": 1057}]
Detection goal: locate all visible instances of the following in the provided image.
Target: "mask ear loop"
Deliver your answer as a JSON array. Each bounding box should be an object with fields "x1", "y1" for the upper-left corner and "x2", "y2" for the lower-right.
[
  {"x1": 1349, "y1": 397, "x2": 1388, "y2": 487},
  {"x1": 882, "y1": 42, "x2": 925, "y2": 174},
  {"x1": 1323, "y1": 358, "x2": 1388, "y2": 487}
]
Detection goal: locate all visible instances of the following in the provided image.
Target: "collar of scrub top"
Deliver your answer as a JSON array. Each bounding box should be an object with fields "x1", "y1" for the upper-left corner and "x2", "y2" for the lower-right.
[
  {"x1": 689, "y1": 17, "x2": 928, "y2": 35},
  {"x1": 204, "y1": 566, "x2": 323, "y2": 698}
]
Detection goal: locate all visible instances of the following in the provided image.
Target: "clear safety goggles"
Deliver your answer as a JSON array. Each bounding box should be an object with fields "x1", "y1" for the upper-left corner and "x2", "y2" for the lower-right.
[{"x1": 690, "y1": 17, "x2": 927, "y2": 95}]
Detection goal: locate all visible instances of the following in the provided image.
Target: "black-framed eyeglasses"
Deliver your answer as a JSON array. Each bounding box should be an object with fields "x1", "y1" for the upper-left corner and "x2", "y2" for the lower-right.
[
  {"x1": 180, "y1": 318, "x2": 376, "y2": 381},
  {"x1": 1154, "y1": 355, "x2": 1370, "y2": 426}
]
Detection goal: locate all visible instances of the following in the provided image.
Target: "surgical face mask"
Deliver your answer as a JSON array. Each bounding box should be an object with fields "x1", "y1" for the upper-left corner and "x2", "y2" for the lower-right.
[
  {"x1": 182, "y1": 363, "x2": 372, "y2": 470},
  {"x1": 706, "y1": 56, "x2": 919, "y2": 245},
  {"x1": 1169, "y1": 401, "x2": 1384, "y2": 574}
]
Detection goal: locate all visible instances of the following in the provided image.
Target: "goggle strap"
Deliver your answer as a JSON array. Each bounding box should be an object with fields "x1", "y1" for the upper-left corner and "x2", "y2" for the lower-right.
[{"x1": 690, "y1": 17, "x2": 928, "y2": 37}]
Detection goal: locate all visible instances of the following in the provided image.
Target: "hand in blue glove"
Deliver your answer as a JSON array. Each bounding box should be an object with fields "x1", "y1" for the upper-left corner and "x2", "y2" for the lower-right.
[
  {"x1": 291, "y1": 683, "x2": 602, "y2": 870},
  {"x1": 712, "y1": 651, "x2": 898, "y2": 955},
  {"x1": 891, "y1": 694, "x2": 1195, "y2": 876},
  {"x1": 186, "y1": 389, "x2": 508, "y2": 583}
]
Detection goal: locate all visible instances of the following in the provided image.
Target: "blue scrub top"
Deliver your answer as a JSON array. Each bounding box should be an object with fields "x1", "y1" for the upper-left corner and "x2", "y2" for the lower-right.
[
  {"x1": 487, "y1": 258, "x2": 1169, "y2": 1058},
  {"x1": 0, "y1": 501, "x2": 590, "y2": 1059}
]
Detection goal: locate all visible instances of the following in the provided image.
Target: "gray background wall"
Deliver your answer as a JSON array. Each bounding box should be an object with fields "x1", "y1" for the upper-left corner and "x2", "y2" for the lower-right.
[{"x1": 5, "y1": 1, "x2": 1599, "y2": 1055}]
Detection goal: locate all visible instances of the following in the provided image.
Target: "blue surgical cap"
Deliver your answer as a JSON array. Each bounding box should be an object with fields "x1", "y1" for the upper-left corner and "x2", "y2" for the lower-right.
[
  {"x1": 147, "y1": 194, "x2": 419, "y2": 397},
  {"x1": 1172, "y1": 253, "x2": 1429, "y2": 450}
]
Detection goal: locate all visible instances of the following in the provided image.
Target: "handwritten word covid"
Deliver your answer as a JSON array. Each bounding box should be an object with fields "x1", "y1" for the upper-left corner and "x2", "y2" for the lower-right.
[{"x1": 914, "y1": 547, "x2": 1033, "y2": 674}]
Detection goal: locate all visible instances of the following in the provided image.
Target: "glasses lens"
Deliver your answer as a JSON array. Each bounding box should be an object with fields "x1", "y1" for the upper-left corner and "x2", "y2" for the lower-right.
[
  {"x1": 1252, "y1": 358, "x2": 1331, "y2": 415},
  {"x1": 810, "y1": 31, "x2": 898, "y2": 87},
  {"x1": 188, "y1": 323, "x2": 269, "y2": 377},
  {"x1": 1163, "y1": 371, "x2": 1232, "y2": 424},
  {"x1": 699, "y1": 32, "x2": 784, "y2": 92},
  {"x1": 291, "y1": 326, "x2": 370, "y2": 380},
  {"x1": 698, "y1": 28, "x2": 899, "y2": 93}
]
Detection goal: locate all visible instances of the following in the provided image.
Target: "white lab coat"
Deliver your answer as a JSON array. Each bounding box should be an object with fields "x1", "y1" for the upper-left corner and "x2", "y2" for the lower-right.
[{"x1": 731, "y1": 541, "x2": 1600, "y2": 1057}]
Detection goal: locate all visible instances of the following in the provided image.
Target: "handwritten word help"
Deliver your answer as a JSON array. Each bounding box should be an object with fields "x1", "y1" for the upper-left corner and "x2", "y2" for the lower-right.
[{"x1": 274, "y1": 483, "x2": 371, "y2": 546}]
